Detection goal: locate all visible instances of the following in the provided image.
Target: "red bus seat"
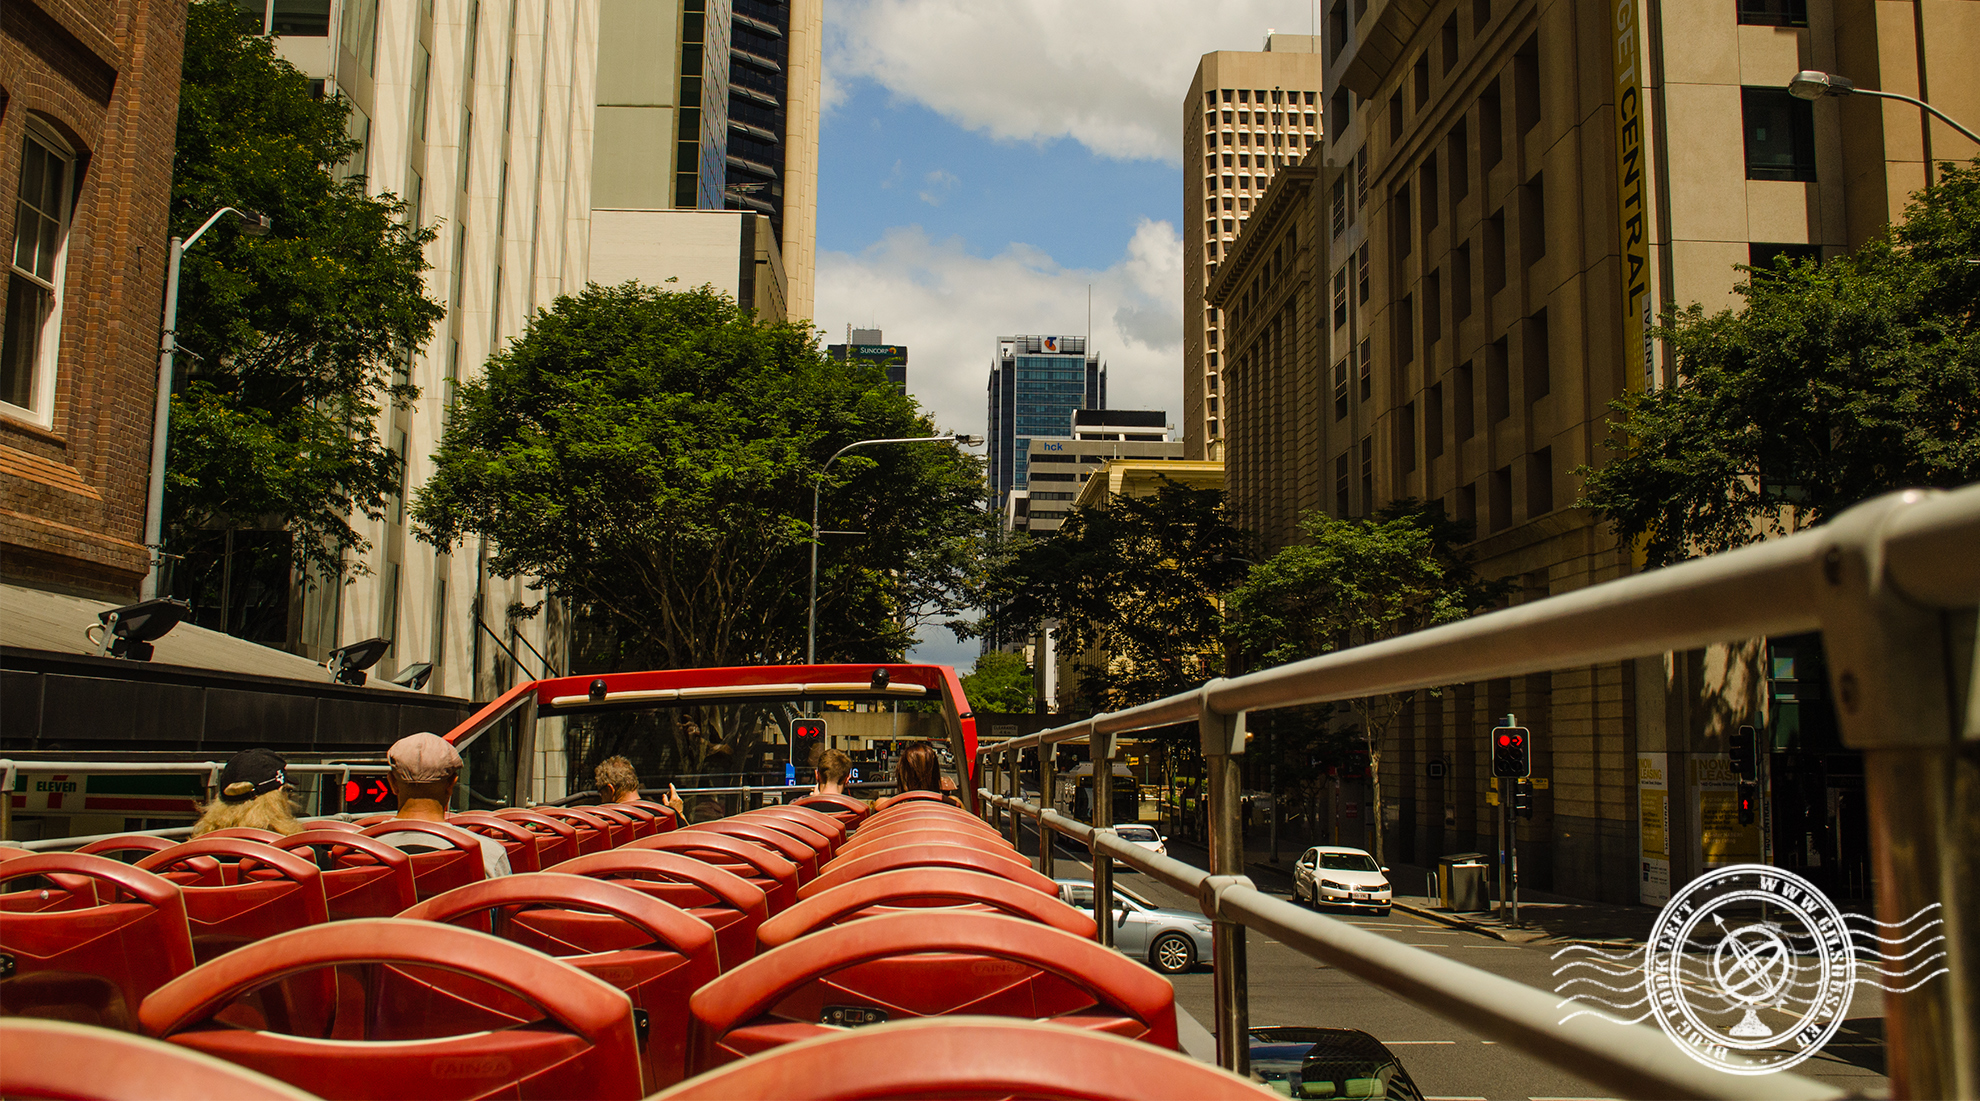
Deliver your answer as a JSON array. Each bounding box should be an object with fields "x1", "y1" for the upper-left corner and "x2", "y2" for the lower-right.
[
  {"x1": 140, "y1": 918, "x2": 643, "y2": 1101},
  {"x1": 352, "y1": 815, "x2": 396, "y2": 828},
  {"x1": 586, "y1": 804, "x2": 660, "y2": 841},
  {"x1": 270, "y1": 831, "x2": 418, "y2": 920},
  {"x1": 548, "y1": 850, "x2": 768, "y2": 972},
  {"x1": 684, "y1": 910, "x2": 1178, "y2": 1073},
  {"x1": 75, "y1": 835, "x2": 199, "y2": 867},
  {"x1": 804, "y1": 844, "x2": 1053, "y2": 902},
  {"x1": 134, "y1": 840, "x2": 330, "y2": 963},
  {"x1": 835, "y1": 826, "x2": 1017, "y2": 863},
  {"x1": 0, "y1": 846, "x2": 101, "y2": 912},
  {"x1": 743, "y1": 804, "x2": 845, "y2": 851},
  {"x1": 299, "y1": 819, "x2": 363, "y2": 832},
  {"x1": 400, "y1": 873, "x2": 718, "y2": 1089},
  {"x1": 0, "y1": 1016, "x2": 318, "y2": 1101},
  {"x1": 198, "y1": 828, "x2": 283, "y2": 843},
  {"x1": 873, "y1": 790, "x2": 954, "y2": 809},
  {"x1": 655, "y1": 1016, "x2": 1285, "y2": 1101},
  {"x1": 791, "y1": 792, "x2": 869, "y2": 826},
  {"x1": 863, "y1": 804, "x2": 989, "y2": 832},
  {"x1": 626, "y1": 833, "x2": 799, "y2": 915},
  {"x1": 358, "y1": 822, "x2": 487, "y2": 901},
  {"x1": 682, "y1": 822, "x2": 819, "y2": 882},
  {"x1": 731, "y1": 811, "x2": 836, "y2": 857},
  {"x1": 491, "y1": 809, "x2": 582, "y2": 867},
  {"x1": 534, "y1": 808, "x2": 624, "y2": 852},
  {"x1": 623, "y1": 800, "x2": 682, "y2": 832},
  {"x1": 444, "y1": 813, "x2": 544, "y2": 872},
  {"x1": 0, "y1": 853, "x2": 195, "y2": 1030},
  {"x1": 757, "y1": 868, "x2": 1097, "y2": 949}
]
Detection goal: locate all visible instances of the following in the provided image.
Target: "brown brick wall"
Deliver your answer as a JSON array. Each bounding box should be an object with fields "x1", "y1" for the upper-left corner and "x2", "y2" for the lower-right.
[{"x1": 0, "y1": 0, "x2": 185, "y2": 599}]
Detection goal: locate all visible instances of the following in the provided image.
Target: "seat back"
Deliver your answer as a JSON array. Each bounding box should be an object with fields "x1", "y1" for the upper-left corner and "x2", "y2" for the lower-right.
[
  {"x1": 271, "y1": 830, "x2": 418, "y2": 920},
  {"x1": 730, "y1": 812, "x2": 834, "y2": 861},
  {"x1": 0, "y1": 847, "x2": 99, "y2": 912},
  {"x1": 587, "y1": 803, "x2": 660, "y2": 841},
  {"x1": 135, "y1": 839, "x2": 330, "y2": 962},
  {"x1": 75, "y1": 834, "x2": 188, "y2": 863},
  {"x1": 0, "y1": 853, "x2": 195, "y2": 1029},
  {"x1": 683, "y1": 822, "x2": 819, "y2": 882},
  {"x1": 864, "y1": 804, "x2": 989, "y2": 831},
  {"x1": 804, "y1": 844, "x2": 1054, "y2": 901},
  {"x1": 836, "y1": 825, "x2": 1017, "y2": 863},
  {"x1": 757, "y1": 867, "x2": 1097, "y2": 949},
  {"x1": 401, "y1": 873, "x2": 718, "y2": 1090},
  {"x1": 299, "y1": 818, "x2": 363, "y2": 832},
  {"x1": 198, "y1": 827, "x2": 284, "y2": 843},
  {"x1": 684, "y1": 910, "x2": 1177, "y2": 1073},
  {"x1": 653, "y1": 1016, "x2": 1285, "y2": 1101},
  {"x1": 877, "y1": 789, "x2": 954, "y2": 809},
  {"x1": 624, "y1": 800, "x2": 682, "y2": 833},
  {"x1": 549, "y1": 849, "x2": 769, "y2": 972},
  {"x1": 493, "y1": 809, "x2": 582, "y2": 867},
  {"x1": 791, "y1": 792, "x2": 870, "y2": 826},
  {"x1": 741, "y1": 805, "x2": 845, "y2": 852},
  {"x1": 140, "y1": 918, "x2": 644, "y2": 1101},
  {"x1": 0, "y1": 1016, "x2": 318, "y2": 1101},
  {"x1": 626, "y1": 833, "x2": 799, "y2": 915},
  {"x1": 533, "y1": 808, "x2": 619, "y2": 854},
  {"x1": 360, "y1": 821, "x2": 487, "y2": 900},
  {"x1": 446, "y1": 813, "x2": 544, "y2": 872}
]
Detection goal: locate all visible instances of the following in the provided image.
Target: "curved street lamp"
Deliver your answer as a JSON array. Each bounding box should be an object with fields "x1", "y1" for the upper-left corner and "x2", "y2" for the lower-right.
[
  {"x1": 1786, "y1": 71, "x2": 1980, "y2": 144},
  {"x1": 141, "y1": 206, "x2": 273, "y2": 600},
  {"x1": 807, "y1": 432, "x2": 983, "y2": 665}
]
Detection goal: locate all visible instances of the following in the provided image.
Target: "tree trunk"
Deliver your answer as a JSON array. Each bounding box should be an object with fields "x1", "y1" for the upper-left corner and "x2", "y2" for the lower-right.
[{"x1": 1367, "y1": 732, "x2": 1384, "y2": 868}]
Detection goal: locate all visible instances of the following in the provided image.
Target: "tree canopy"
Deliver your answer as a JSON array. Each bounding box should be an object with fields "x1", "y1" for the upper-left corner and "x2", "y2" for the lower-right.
[
  {"x1": 980, "y1": 480, "x2": 1248, "y2": 713},
  {"x1": 414, "y1": 283, "x2": 987, "y2": 673},
  {"x1": 1579, "y1": 159, "x2": 1980, "y2": 566},
  {"x1": 166, "y1": 0, "x2": 442, "y2": 580},
  {"x1": 960, "y1": 650, "x2": 1034, "y2": 714}
]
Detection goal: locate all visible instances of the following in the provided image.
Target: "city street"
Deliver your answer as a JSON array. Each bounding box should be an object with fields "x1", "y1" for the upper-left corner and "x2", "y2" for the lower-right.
[{"x1": 1032, "y1": 834, "x2": 1890, "y2": 1101}]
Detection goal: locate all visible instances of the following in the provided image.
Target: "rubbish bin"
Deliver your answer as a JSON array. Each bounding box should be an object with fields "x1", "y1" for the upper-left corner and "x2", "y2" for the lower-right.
[{"x1": 1437, "y1": 852, "x2": 1490, "y2": 912}]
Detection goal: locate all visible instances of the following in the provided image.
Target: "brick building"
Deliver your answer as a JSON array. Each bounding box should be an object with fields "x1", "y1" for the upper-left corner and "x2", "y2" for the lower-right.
[{"x1": 2, "y1": 0, "x2": 186, "y2": 599}]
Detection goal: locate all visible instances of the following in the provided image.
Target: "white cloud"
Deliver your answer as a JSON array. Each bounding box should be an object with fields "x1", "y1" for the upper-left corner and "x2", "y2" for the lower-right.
[
  {"x1": 814, "y1": 219, "x2": 1185, "y2": 446},
  {"x1": 825, "y1": 0, "x2": 1317, "y2": 162},
  {"x1": 917, "y1": 168, "x2": 959, "y2": 206}
]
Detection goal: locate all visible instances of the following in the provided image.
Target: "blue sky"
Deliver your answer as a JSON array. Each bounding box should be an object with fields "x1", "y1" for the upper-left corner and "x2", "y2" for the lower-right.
[{"x1": 809, "y1": 0, "x2": 1319, "y2": 670}]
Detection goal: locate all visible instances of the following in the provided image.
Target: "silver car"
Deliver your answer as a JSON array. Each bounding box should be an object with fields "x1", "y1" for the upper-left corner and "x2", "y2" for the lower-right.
[{"x1": 1055, "y1": 878, "x2": 1213, "y2": 975}]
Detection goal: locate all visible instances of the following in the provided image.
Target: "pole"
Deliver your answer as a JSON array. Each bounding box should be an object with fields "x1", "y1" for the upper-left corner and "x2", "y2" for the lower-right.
[
  {"x1": 141, "y1": 236, "x2": 185, "y2": 600},
  {"x1": 1850, "y1": 87, "x2": 1980, "y2": 144},
  {"x1": 806, "y1": 479, "x2": 822, "y2": 664},
  {"x1": 1036, "y1": 745, "x2": 1055, "y2": 879},
  {"x1": 1509, "y1": 782, "x2": 1520, "y2": 928},
  {"x1": 1205, "y1": 720, "x2": 1250, "y2": 1076},
  {"x1": 1093, "y1": 735, "x2": 1115, "y2": 948}
]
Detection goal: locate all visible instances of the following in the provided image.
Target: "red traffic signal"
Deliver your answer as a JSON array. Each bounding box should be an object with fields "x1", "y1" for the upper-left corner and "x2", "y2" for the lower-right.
[{"x1": 1490, "y1": 726, "x2": 1531, "y2": 778}]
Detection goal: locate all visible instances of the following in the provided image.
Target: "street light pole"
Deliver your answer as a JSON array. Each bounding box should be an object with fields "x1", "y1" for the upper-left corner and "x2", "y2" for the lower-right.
[
  {"x1": 141, "y1": 207, "x2": 272, "y2": 600},
  {"x1": 806, "y1": 432, "x2": 982, "y2": 665},
  {"x1": 1786, "y1": 70, "x2": 1980, "y2": 143}
]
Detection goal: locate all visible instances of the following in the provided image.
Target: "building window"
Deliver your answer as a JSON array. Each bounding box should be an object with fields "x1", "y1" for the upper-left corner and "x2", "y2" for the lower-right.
[
  {"x1": 1480, "y1": 83, "x2": 1504, "y2": 167},
  {"x1": 1389, "y1": 91, "x2": 1405, "y2": 141},
  {"x1": 236, "y1": 0, "x2": 332, "y2": 35},
  {"x1": 1334, "y1": 359, "x2": 1350, "y2": 420},
  {"x1": 1356, "y1": 243, "x2": 1371, "y2": 303},
  {"x1": 1527, "y1": 447, "x2": 1554, "y2": 516},
  {"x1": 1442, "y1": 13, "x2": 1460, "y2": 73},
  {"x1": 1414, "y1": 53, "x2": 1431, "y2": 111},
  {"x1": 1455, "y1": 360, "x2": 1475, "y2": 440},
  {"x1": 3, "y1": 127, "x2": 74, "y2": 423},
  {"x1": 1360, "y1": 436, "x2": 1375, "y2": 515},
  {"x1": 1742, "y1": 87, "x2": 1817, "y2": 181},
  {"x1": 1357, "y1": 338, "x2": 1373, "y2": 401},
  {"x1": 1332, "y1": 266, "x2": 1349, "y2": 329},
  {"x1": 1335, "y1": 452, "x2": 1351, "y2": 513},
  {"x1": 1749, "y1": 242, "x2": 1822, "y2": 271},
  {"x1": 1401, "y1": 401, "x2": 1418, "y2": 473},
  {"x1": 1737, "y1": 0, "x2": 1807, "y2": 26},
  {"x1": 1426, "y1": 382, "x2": 1445, "y2": 458},
  {"x1": 1331, "y1": 178, "x2": 1347, "y2": 237}
]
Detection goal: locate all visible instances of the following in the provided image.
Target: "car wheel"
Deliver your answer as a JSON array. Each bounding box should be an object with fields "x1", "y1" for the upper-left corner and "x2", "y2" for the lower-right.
[{"x1": 1150, "y1": 932, "x2": 1196, "y2": 975}]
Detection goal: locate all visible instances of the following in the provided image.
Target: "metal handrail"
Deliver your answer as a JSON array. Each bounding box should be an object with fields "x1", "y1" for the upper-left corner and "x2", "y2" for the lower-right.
[
  {"x1": 973, "y1": 485, "x2": 1980, "y2": 1098},
  {"x1": 979, "y1": 790, "x2": 1838, "y2": 1100}
]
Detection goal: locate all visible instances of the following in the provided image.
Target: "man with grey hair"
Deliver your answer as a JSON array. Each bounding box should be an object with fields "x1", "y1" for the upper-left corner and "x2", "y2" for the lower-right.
[{"x1": 371, "y1": 732, "x2": 511, "y2": 878}]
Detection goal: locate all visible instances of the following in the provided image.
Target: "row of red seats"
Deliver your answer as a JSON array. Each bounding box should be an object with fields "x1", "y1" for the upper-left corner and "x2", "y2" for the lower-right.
[{"x1": 2, "y1": 789, "x2": 1277, "y2": 1099}]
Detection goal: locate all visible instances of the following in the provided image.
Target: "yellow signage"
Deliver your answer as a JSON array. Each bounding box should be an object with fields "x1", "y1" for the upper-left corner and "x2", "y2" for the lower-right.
[{"x1": 1611, "y1": 0, "x2": 1654, "y2": 391}]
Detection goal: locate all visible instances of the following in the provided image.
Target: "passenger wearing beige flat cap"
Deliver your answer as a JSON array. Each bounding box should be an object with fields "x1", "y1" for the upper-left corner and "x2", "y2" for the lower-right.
[{"x1": 371, "y1": 732, "x2": 511, "y2": 878}]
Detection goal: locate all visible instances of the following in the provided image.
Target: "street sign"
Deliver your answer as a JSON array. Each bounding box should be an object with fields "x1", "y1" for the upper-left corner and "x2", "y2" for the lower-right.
[{"x1": 785, "y1": 763, "x2": 797, "y2": 786}]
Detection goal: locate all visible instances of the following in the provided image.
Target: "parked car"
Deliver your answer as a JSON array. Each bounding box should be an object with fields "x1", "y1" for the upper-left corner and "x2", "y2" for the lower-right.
[
  {"x1": 1055, "y1": 878, "x2": 1212, "y2": 975},
  {"x1": 1111, "y1": 823, "x2": 1166, "y2": 857},
  {"x1": 1248, "y1": 1026, "x2": 1425, "y2": 1099},
  {"x1": 1291, "y1": 845, "x2": 1393, "y2": 915}
]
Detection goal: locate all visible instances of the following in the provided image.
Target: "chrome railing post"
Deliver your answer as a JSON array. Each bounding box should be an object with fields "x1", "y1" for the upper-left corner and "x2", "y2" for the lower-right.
[
  {"x1": 1037, "y1": 744, "x2": 1056, "y2": 879},
  {"x1": 1811, "y1": 490, "x2": 1980, "y2": 1098},
  {"x1": 1008, "y1": 749, "x2": 1022, "y2": 845},
  {"x1": 1202, "y1": 691, "x2": 1250, "y2": 1074},
  {"x1": 1092, "y1": 724, "x2": 1116, "y2": 949}
]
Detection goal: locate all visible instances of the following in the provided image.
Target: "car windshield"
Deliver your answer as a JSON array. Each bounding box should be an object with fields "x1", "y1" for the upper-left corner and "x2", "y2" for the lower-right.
[
  {"x1": 1116, "y1": 826, "x2": 1158, "y2": 841},
  {"x1": 1319, "y1": 852, "x2": 1379, "y2": 872}
]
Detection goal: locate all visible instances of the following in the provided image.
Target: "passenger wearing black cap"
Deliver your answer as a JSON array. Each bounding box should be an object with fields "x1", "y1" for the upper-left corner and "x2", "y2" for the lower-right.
[{"x1": 190, "y1": 748, "x2": 306, "y2": 837}]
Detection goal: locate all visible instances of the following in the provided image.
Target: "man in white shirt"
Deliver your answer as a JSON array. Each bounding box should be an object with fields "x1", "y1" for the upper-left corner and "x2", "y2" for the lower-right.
[{"x1": 371, "y1": 732, "x2": 511, "y2": 879}]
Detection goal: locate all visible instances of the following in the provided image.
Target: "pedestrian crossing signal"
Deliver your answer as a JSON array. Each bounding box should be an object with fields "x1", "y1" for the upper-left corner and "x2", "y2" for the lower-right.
[
  {"x1": 1737, "y1": 781, "x2": 1758, "y2": 826},
  {"x1": 1490, "y1": 726, "x2": 1530, "y2": 778},
  {"x1": 791, "y1": 718, "x2": 827, "y2": 769}
]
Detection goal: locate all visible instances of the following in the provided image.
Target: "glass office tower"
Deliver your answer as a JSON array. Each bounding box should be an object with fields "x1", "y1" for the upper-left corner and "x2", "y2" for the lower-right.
[{"x1": 986, "y1": 335, "x2": 1105, "y2": 511}]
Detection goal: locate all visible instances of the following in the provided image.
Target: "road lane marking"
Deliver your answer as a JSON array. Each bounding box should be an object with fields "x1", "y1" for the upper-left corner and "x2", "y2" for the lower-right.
[
  {"x1": 1460, "y1": 945, "x2": 1521, "y2": 949},
  {"x1": 1425, "y1": 1096, "x2": 1488, "y2": 1100},
  {"x1": 1379, "y1": 1040, "x2": 1457, "y2": 1044},
  {"x1": 1406, "y1": 943, "x2": 1453, "y2": 947}
]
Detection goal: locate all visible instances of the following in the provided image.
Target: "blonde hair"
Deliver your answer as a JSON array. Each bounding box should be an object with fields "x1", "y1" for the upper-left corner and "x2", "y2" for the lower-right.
[
  {"x1": 810, "y1": 746, "x2": 851, "y2": 785},
  {"x1": 190, "y1": 788, "x2": 306, "y2": 837},
  {"x1": 595, "y1": 755, "x2": 642, "y2": 800}
]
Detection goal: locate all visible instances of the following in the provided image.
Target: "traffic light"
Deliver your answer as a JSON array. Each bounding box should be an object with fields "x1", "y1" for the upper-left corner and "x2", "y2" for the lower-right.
[
  {"x1": 790, "y1": 717, "x2": 827, "y2": 769},
  {"x1": 1512, "y1": 778, "x2": 1534, "y2": 819},
  {"x1": 1737, "y1": 781, "x2": 1758, "y2": 826},
  {"x1": 1490, "y1": 726, "x2": 1530, "y2": 778},
  {"x1": 1730, "y1": 724, "x2": 1757, "y2": 780}
]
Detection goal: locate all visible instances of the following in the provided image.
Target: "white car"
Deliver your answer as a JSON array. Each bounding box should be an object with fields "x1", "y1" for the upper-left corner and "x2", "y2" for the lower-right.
[
  {"x1": 1112, "y1": 823, "x2": 1166, "y2": 857},
  {"x1": 1292, "y1": 846, "x2": 1392, "y2": 915}
]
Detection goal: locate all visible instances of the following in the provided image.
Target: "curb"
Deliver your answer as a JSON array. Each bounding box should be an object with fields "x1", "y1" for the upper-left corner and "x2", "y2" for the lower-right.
[{"x1": 1391, "y1": 899, "x2": 1510, "y2": 942}]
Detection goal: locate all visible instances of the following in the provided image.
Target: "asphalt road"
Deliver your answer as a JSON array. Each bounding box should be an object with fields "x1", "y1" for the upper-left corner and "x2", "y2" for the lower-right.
[{"x1": 1031, "y1": 834, "x2": 1889, "y2": 1101}]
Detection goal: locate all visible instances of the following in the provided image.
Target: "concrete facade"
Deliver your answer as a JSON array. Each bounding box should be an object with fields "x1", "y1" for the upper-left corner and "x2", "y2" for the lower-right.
[
  {"x1": 590, "y1": 207, "x2": 786, "y2": 320},
  {"x1": 1, "y1": 0, "x2": 187, "y2": 599},
  {"x1": 1181, "y1": 37, "x2": 1325, "y2": 463}
]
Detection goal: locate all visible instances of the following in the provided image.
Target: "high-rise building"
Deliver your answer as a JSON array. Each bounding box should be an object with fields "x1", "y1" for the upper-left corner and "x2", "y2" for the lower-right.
[
  {"x1": 1181, "y1": 35, "x2": 1324, "y2": 462},
  {"x1": 985, "y1": 336, "x2": 1105, "y2": 512},
  {"x1": 590, "y1": 0, "x2": 823, "y2": 319},
  {"x1": 827, "y1": 328, "x2": 908, "y2": 389},
  {"x1": 1007, "y1": 411, "x2": 1179, "y2": 535}
]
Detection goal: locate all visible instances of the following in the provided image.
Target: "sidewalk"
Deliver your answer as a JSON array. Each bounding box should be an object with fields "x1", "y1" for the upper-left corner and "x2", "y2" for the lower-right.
[{"x1": 1164, "y1": 837, "x2": 1657, "y2": 947}]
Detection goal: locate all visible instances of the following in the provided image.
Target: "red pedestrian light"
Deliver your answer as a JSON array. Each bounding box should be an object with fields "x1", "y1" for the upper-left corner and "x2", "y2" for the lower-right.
[
  {"x1": 1497, "y1": 734, "x2": 1511, "y2": 746},
  {"x1": 344, "y1": 780, "x2": 359, "y2": 801}
]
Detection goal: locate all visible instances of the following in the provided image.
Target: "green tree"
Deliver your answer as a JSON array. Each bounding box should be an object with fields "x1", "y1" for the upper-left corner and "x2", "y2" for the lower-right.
[
  {"x1": 165, "y1": 0, "x2": 442, "y2": 583},
  {"x1": 981, "y1": 480, "x2": 1248, "y2": 714},
  {"x1": 1225, "y1": 502, "x2": 1507, "y2": 865},
  {"x1": 960, "y1": 651, "x2": 1034, "y2": 714},
  {"x1": 414, "y1": 281, "x2": 986, "y2": 680},
  {"x1": 1579, "y1": 160, "x2": 1980, "y2": 566}
]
